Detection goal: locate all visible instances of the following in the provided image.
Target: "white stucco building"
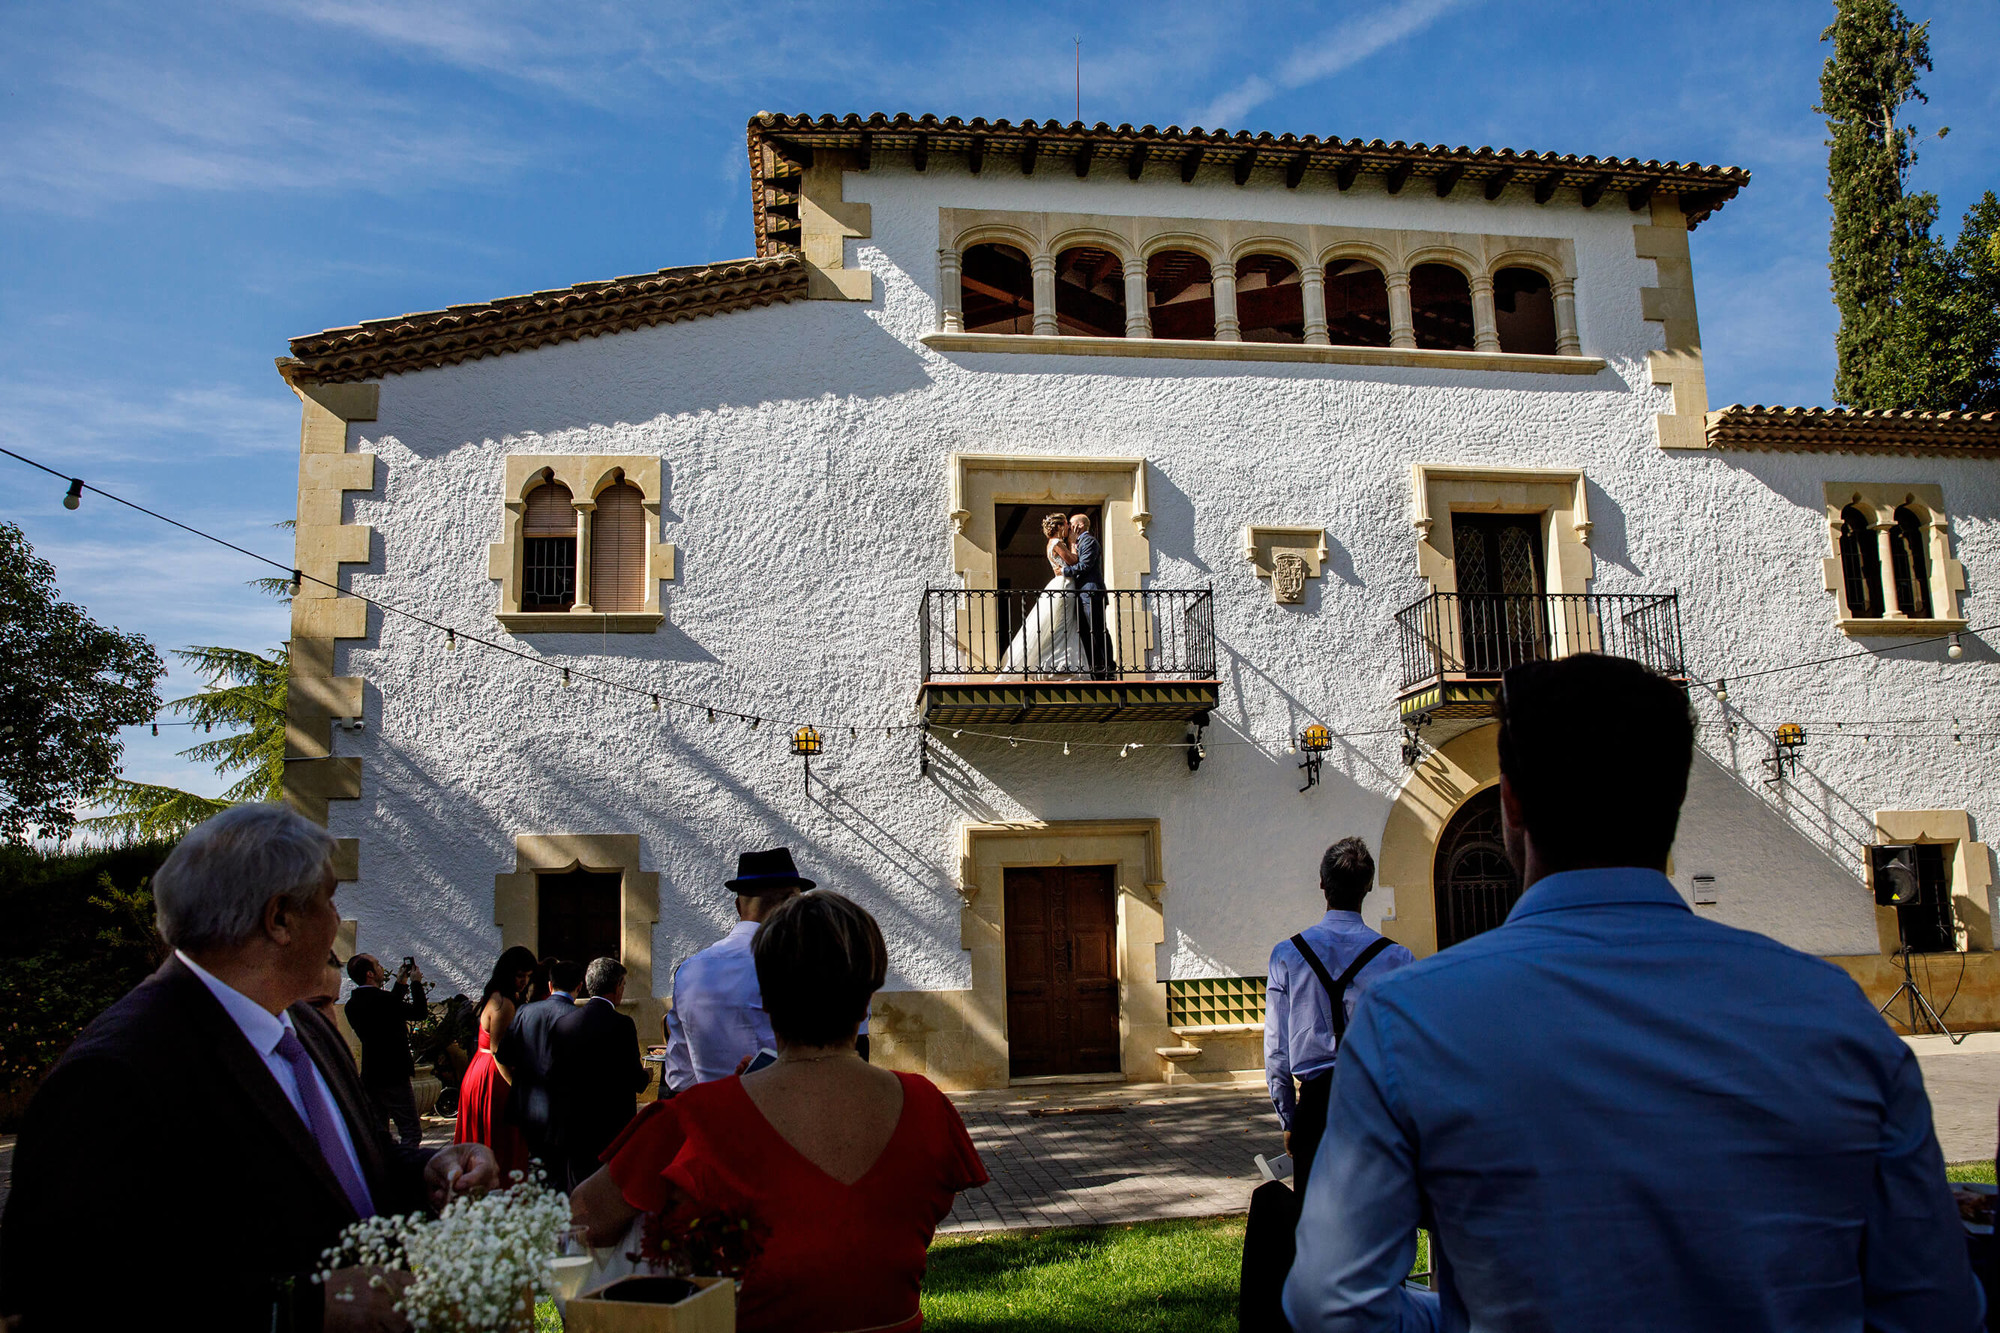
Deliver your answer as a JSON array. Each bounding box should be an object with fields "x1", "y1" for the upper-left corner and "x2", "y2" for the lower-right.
[{"x1": 284, "y1": 113, "x2": 2000, "y2": 1089}]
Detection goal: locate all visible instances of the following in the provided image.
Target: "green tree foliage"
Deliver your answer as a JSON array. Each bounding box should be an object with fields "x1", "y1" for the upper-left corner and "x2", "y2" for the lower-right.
[
  {"x1": 0, "y1": 840, "x2": 170, "y2": 1105},
  {"x1": 0, "y1": 521, "x2": 165, "y2": 844},
  {"x1": 1884, "y1": 193, "x2": 2000, "y2": 410},
  {"x1": 1818, "y1": 0, "x2": 1938, "y2": 407},
  {"x1": 1819, "y1": 1, "x2": 1997, "y2": 410},
  {"x1": 86, "y1": 644, "x2": 287, "y2": 842}
]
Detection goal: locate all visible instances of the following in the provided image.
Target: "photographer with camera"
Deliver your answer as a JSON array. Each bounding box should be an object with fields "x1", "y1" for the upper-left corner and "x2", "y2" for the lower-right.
[{"x1": 345, "y1": 952, "x2": 430, "y2": 1147}]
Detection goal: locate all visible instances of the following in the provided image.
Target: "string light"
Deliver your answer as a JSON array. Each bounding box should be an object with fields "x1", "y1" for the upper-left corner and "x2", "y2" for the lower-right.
[
  {"x1": 750, "y1": 717, "x2": 760, "y2": 731},
  {"x1": 62, "y1": 478, "x2": 83, "y2": 510},
  {"x1": 651, "y1": 694, "x2": 660, "y2": 712},
  {"x1": 707, "y1": 708, "x2": 716, "y2": 722},
  {"x1": 445, "y1": 628, "x2": 457, "y2": 651},
  {"x1": 150, "y1": 723, "x2": 158, "y2": 736},
  {"x1": 1949, "y1": 633, "x2": 1964, "y2": 660},
  {"x1": 1714, "y1": 678, "x2": 1728, "y2": 703},
  {"x1": 1063, "y1": 741, "x2": 1070, "y2": 755},
  {"x1": 1009, "y1": 736, "x2": 1018, "y2": 747},
  {"x1": 562, "y1": 667, "x2": 572, "y2": 689},
  {"x1": 953, "y1": 729, "x2": 963, "y2": 738},
  {"x1": 1119, "y1": 743, "x2": 1130, "y2": 758}
]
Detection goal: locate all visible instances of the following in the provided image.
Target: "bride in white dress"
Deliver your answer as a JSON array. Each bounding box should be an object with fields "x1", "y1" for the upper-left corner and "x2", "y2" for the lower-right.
[{"x1": 1000, "y1": 513, "x2": 1090, "y2": 677}]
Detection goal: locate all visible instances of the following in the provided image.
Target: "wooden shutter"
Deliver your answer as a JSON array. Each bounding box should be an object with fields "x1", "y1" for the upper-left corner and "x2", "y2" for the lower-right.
[
  {"x1": 524, "y1": 482, "x2": 575, "y2": 534},
  {"x1": 590, "y1": 483, "x2": 647, "y2": 612}
]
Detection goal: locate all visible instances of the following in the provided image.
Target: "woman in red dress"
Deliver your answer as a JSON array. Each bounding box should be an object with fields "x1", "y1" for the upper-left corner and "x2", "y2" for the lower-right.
[
  {"x1": 453, "y1": 945, "x2": 537, "y2": 1182},
  {"x1": 572, "y1": 891, "x2": 987, "y2": 1332}
]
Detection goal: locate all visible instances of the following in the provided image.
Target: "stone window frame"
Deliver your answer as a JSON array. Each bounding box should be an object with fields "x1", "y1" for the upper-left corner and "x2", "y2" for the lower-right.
[
  {"x1": 488, "y1": 455, "x2": 676, "y2": 634},
  {"x1": 1866, "y1": 810, "x2": 1993, "y2": 956},
  {"x1": 868, "y1": 819, "x2": 1169, "y2": 1090},
  {"x1": 494, "y1": 833, "x2": 662, "y2": 1033},
  {"x1": 927, "y1": 208, "x2": 1598, "y2": 376},
  {"x1": 1410, "y1": 463, "x2": 1595, "y2": 596},
  {"x1": 1820, "y1": 483, "x2": 1967, "y2": 636}
]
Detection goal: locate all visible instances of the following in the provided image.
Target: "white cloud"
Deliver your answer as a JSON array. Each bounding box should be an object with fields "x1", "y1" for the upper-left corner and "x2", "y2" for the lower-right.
[
  {"x1": 0, "y1": 379, "x2": 298, "y2": 465},
  {"x1": 1195, "y1": 0, "x2": 1472, "y2": 128}
]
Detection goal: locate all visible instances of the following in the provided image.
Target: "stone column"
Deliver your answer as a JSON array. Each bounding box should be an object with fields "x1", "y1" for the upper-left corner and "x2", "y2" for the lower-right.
[
  {"x1": 1470, "y1": 274, "x2": 1500, "y2": 353},
  {"x1": 1874, "y1": 519, "x2": 1905, "y2": 618},
  {"x1": 1030, "y1": 252, "x2": 1058, "y2": 336},
  {"x1": 1301, "y1": 263, "x2": 1330, "y2": 345},
  {"x1": 1552, "y1": 277, "x2": 1581, "y2": 355},
  {"x1": 1211, "y1": 259, "x2": 1240, "y2": 341},
  {"x1": 1386, "y1": 271, "x2": 1417, "y2": 349},
  {"x1": 572, "y1": 501, "x2": 595, "y2": 613},
  {"x1": 938, "y1": 248, "x2": 964, "y2": 333},
  {"x1": 1123, "y1": 255, "x2": 1151, "y2": 338}
]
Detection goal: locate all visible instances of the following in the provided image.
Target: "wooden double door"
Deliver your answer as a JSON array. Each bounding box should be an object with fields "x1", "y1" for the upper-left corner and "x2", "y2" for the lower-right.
[{"x1": 1004, "y1": 865, "x2": 1121, "y2": 1079}]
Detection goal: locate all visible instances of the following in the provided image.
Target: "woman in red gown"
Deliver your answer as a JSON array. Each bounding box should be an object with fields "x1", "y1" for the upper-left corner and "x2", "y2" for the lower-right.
[
  {"x1": 453, "y1": 945, "x2": 537, "y2": 1182},
  {"x1": 572, "y1": 890, "x2": 987, "y2": 1332}
]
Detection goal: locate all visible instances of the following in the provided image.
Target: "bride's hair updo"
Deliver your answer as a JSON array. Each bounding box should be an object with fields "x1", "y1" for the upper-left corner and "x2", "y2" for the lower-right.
[{"x1": 1041, "y1": 513, "x2": 1067, "y2": 539}]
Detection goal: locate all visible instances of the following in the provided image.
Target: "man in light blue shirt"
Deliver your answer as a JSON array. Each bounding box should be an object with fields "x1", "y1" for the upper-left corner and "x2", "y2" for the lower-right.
[
  {"x1": 1285, "y1": 654, "x2": 1980, "y2": 1333},
  {"x1": 665, "y1": 846, "x2": 813, "y2": 1091},
  {"x1": 1265, "y1": 837, "x2": 1414, "y2": 1189}
]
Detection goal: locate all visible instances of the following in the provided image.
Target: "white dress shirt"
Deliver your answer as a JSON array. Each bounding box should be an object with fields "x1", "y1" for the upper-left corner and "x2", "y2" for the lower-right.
[
  {"x1": 663, "y1": 921, "x2": 771, "y2": 1092},
  {"x1": 176, "y1": 950, "x2": 370, "y2": 1188}
]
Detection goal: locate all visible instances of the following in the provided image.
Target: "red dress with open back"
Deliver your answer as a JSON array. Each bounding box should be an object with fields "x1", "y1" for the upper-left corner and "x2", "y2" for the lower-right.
[
  {"x1": 604, "y1": 1071, "x2": 988, "y2": 1333},
  {"x1": 453, "y1": 1028, "x2": 530, "y2": 1182}
]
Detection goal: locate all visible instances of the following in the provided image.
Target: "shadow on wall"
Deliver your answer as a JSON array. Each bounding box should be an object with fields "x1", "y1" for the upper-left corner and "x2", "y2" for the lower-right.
[
  {"x1": 1581, "y1": 475, "x2": 1635, "y2": 576},
  {"x1": 348, "y1": 718, "x2": 966, "y2": 1003},
  {"x1": 1678, "y1": 743, "x2": 1882, "y2": 955},
  {"x1": 1725, "y1": 453, "x2": 2000, "y2": 524},
  {"x1": 926, "y1": 349, "x2": 1631, "y2": 398},
  {"x1": 1142, "y1": 468, "x2": 1209, "y2": 576},
  {"x1": 380, "y1": 302, "x2": 935, "y2": 460}
]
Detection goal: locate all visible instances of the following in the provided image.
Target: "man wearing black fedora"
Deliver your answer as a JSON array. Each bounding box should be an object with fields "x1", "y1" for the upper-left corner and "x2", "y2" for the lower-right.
[{"x1": 664, "y1": 847, "x2": 839, "y2": 1093}]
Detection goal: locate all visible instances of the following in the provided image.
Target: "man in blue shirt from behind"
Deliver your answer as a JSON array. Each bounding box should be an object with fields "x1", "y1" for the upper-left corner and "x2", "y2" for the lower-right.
[
  {"x1": 1284, "y1": 653, "x2": 1980, "y2": 1333},
  {"x1": 1266, "y1": 837, "x2": 1414, "y2": 1190}
]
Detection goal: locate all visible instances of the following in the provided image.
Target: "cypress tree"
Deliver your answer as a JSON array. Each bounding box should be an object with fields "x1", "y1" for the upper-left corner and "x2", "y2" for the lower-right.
[{"x1": 1817, "y1": 0, "x2": 1939, "y2": 407}]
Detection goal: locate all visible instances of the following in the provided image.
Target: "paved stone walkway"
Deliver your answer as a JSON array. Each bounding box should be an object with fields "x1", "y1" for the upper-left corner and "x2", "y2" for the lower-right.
[{"x1": 1, "y1": 1036, "x2": 1994, "y2": 1230}]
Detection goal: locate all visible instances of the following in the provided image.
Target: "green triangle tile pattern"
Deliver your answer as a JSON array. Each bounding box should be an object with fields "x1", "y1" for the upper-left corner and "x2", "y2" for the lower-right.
[{"x1": 1167, "y1": 976, "x2": 1268, "y2": 1027}]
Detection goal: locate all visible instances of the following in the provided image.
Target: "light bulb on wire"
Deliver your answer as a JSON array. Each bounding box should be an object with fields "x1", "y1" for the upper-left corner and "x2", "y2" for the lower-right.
[{"x1": 62, "y1": 478, "x2": 82, "y2": 510}]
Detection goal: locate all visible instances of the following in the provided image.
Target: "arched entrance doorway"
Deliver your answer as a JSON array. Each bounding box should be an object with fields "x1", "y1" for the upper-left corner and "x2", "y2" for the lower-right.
[{"x1": 1432, "y1": 787, "x2": 1524, "y2": 948}]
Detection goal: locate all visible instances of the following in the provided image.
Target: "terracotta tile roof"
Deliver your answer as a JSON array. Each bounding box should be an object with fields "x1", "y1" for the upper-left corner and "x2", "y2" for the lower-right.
[
  {"x1": 1704, "y1": 405, "x2": 2000, "y2": 456},
  {"x1": 282, "y1": 253, "x2": 807, "y2": 383},
  {"x1": 747, "y1": 112, "x2": 1752, "y2": 254}
]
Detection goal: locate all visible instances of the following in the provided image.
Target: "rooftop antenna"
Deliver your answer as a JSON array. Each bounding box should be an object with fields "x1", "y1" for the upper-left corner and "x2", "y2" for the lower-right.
[{"x1": 1075, "y1": 38, "x2": 1081, "y2": 123}]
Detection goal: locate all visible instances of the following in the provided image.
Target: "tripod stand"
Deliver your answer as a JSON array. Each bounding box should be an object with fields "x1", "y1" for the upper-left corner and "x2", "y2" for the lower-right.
[{"x1": 1879, "y1": 922, "x2": 1966, "y2": 1045}]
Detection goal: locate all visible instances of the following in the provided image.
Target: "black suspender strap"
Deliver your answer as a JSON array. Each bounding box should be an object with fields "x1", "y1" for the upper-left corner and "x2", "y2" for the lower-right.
[{"x1": 1287, "y1": 933, "x2": 1396, "y2": 1044}]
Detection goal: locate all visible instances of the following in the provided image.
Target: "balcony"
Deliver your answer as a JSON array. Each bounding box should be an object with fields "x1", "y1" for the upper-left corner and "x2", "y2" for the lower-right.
[
  {"x1": 1396, "y1": 592, "x2": 1687, "y2": 725},
  {"x1": 919, "y1": 587, "x2": 1219, "y2": 724}
]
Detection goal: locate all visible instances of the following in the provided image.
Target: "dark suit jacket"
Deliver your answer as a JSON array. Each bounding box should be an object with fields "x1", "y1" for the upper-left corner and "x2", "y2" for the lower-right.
[
  {"x1": 495, "y1": 992, "x2": 573, "y2": 1157},
  {"x1": 548, "y1": 997, "x2": 650, "y2": 1190},
  {"x1": 0, "y1": 956, "x2": 432, "y2": 1332},
  {"x1": 1063, "y1": 530, "x2": 1104, "y2": 588},
  {"x1": 344, "y1": 978, "x2": 427, "y2": 1085}
]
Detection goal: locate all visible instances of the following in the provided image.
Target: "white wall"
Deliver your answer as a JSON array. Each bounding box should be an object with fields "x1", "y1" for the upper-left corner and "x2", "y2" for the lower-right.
[{"x1": 325, "y1": 162, "x2": 1998, "y2": 1005}]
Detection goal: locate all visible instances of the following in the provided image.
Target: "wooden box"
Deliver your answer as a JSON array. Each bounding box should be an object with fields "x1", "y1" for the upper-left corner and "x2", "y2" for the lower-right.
[{"x1": 562, "y1": 1275, "x2": 735, "y2": 1333}]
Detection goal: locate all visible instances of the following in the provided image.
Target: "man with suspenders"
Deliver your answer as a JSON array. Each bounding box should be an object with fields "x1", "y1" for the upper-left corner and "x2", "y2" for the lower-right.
[{"x1": 1264, "y1": 838, "x2": 1414, "y2": 1190}]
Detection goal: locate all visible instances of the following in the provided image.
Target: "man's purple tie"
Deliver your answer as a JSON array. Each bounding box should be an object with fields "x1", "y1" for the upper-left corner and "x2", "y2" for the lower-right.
[{"x1": 274, "y1": 1027, "x2": 376, "y2": 1218}]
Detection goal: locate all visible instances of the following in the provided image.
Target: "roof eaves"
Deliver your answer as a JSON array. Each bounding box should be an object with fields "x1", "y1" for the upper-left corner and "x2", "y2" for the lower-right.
[
  {"x1": 285, "y1": 253, "x2": 809, "y2": 384},
  {"x1": 1703, "y1": 404, "x2": 2000, "y2": 457}
]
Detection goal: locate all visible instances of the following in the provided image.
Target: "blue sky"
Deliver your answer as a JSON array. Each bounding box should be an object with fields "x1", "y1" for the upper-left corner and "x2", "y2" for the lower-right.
[{"x1": 3, "y1": 0, "x2": 1995, "y2": 801}]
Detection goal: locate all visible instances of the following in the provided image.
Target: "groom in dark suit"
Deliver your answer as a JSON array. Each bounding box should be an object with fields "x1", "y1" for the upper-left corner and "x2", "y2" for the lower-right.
[
  {"x1": 1063, "y1": 512, "x2": 1114, "y2": 678},
  {"x1": 0, "y1": 803, "x2": 497, "y2": 1332}
]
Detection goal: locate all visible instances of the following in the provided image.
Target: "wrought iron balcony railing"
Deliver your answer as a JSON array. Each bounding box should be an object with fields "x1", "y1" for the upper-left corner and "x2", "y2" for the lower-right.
[
  {"x1": 1396, "y1": 591, "x2": 1686, "y2": 708},
  {"x1": 921, "y1": 586, "x2": 1216, "y2": 682}
]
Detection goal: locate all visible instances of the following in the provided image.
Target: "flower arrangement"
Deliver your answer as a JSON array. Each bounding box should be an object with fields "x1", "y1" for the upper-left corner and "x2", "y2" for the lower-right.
[
  {"x1": 636, "y1": 1208, "x2": 768, "y2": 1282},
  {"x1": 316, "y1": 1175, "x2": 572, "y2": 1333}
]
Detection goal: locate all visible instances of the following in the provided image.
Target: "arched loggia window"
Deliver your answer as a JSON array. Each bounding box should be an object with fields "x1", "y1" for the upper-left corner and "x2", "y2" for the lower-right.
[
  {"x1": 1235, "y1": 254, "x2": 1304, "y2": 343},
  {"x1": 589, "y1": 482, "x2": 648, "y2": 612},
  {"x1": 522, "y1": 481, "x2": 577, "y2": 612},
  {"x1": 1494, "y1": 267, "x2": 1558, "y2": 355},
  {"x1": 1839, "y1": 504, "x2": 1885, "y2": 619},
  {"x1": 1890, "y1": 504, "x2": 1934, "y2": 618},
  {"x1": 1324, "y1": 260, "x2": 1391, "y2": 347},
  {"x1": 960, "y1": 243, "x2": 1034, "y2": 334},
  {"x1": 1146, "y1": 250, "x2": 1214, "y2": 340},
  {"x1": 1411, "y1": 263, "x2": 1475, "y2": 351},
  {"x1": 1055, "y1": 246, "x2": 1126, "y2": 337}
]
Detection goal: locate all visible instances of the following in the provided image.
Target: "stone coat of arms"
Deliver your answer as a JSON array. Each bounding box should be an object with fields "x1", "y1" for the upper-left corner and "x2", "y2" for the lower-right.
[{"x1": 1271, "y1": 552, "x2": 1309, "y2": 603}]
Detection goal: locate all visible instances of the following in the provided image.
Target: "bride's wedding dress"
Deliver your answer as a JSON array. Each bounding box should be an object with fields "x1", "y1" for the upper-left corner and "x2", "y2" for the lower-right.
[{"x1": 1001, "y1": 569, "x2": 1089, "y2": 677}]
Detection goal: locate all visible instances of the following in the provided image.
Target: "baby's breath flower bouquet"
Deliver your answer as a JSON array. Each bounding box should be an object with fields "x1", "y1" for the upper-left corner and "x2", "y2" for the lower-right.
[{"x1": 316, "y1": 1176, "x2": 572, "y2": 1333}]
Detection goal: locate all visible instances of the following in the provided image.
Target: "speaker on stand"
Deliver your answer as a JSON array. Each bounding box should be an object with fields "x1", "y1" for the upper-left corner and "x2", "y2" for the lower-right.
[{"x1": 1870, "y1": 844, "x2": 1965, "y2": 1045}]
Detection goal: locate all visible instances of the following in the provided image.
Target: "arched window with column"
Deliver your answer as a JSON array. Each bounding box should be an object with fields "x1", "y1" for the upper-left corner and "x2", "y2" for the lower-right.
[
  {"x1": 1234, "y1": 254, "x2": 1304, "y2": 343},
  {"x1": 522, "y1": 481, "x2": 577, "y2": 612},
  {"x1": 1410, "y1": 263, "x2": 1475, "y2": 351},
  {"x1": 1145, "y1": 249, "x2": 1214, "y2": 340},
  {"x1": 1054, "y1": 246, "x2": 1126, "y2": 337},
  {"x1": 960, "y1": 242, "x2": 1034, "y2": 334},
  {"x1": 1324, "y1": 259, "x2": 1391, "y2": 347},
  {"x1": 589, "y1": 481, "x2": 648, "y2": 612},
  {"x1": 1493, "y1": 267, "x2": 1558, "y2": 355},
  {"x1": 1890, "y1": 504, "x2": 1934, "y2": 618},
  {"x1": 1839, "y1": 504, "x2": 1885, "y2": 619}
]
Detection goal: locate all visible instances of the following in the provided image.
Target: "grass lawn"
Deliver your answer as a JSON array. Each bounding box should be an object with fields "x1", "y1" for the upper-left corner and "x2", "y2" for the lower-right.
[
  {"x1": 921, "y1": 1217, "x2": 1432, "y2": 1333},
  {"x1": 1950, "y1": 1161, "x2": 1996, "y2": 1184}
]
